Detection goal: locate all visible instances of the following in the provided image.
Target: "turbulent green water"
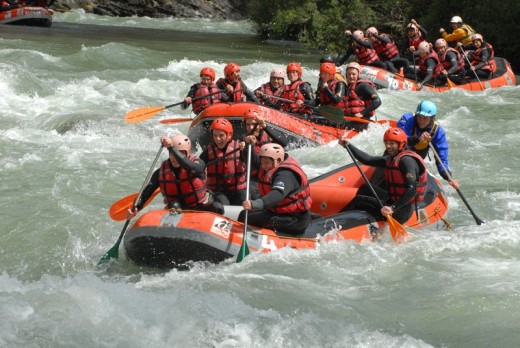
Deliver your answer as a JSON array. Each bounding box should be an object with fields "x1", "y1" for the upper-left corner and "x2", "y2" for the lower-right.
[{"x1": 1, "y1": 10, "x2": 520, "y2": 348}]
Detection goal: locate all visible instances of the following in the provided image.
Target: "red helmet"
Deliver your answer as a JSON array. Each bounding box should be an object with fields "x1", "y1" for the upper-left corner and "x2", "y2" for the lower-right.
[
  {"x1": 259, "y1": 143, "x2": 284, "y2": 166},
  {"x1": 200, "y1": 67, "x2": 215, "y2": 81},
  {"x1": 224, "y1": 62, "x2": 240, "y2": 78},
  {"x1": 320, "y1": 62, "x2": 336, "y2": 76},
  {"x1": 243, "y1": 108, "x2": 259, "y2": 122},
  {"x1": 210, "y1": 117, "x2": 233, "y2": 138},
  {"x1": 383, "y1": 127, "x2": 407, "y2": 149},
  {"x1": 286, "y1": 62, "x2": 302, "y2": 76},
  {"x1": 171, "y1": 134, "x2": 191, "y2": 153}
]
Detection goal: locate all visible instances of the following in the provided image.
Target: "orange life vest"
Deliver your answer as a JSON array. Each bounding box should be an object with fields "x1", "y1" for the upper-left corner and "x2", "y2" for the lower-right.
[
  {"x1": 158, "y1": 157, "x2": 207, "y2": 208},
  {"x1": 205, "y1": 140, "x2": 247, "y2": 192},
  {"x1": 343, "y1": 80, "x2": 375, "y2": 116},
  {"x1": 192, "y1": 82, "x2": 221, "y2": 114},
  {"x1": 258, "y1": 156, "x2": 312, "y2": 214},
  {"x1": 385, "y1": 150, "x2": 427, "y2": 204}
]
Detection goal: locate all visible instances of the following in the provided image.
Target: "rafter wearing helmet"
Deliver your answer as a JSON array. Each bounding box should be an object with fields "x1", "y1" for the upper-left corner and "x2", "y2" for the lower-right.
[
  {"x1": 183, "y1": 66, "x2": 223, "y2": 114},
  {"x1": 254, "y1": 68, "x2": 286, "y2": 109},
  {"x1": 215, "y1": 62, "x2": 260, "y2": 104}
]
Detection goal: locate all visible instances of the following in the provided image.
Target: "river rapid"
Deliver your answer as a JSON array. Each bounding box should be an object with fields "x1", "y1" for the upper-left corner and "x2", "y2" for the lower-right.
[{"x1": 1, "y1": 10, "x2": 520, "y2": 348}]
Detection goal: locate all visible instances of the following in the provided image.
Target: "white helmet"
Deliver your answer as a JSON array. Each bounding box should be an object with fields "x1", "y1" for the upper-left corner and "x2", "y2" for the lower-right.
[
  {"x1": 259, "y1": 143, "x2": 284, "y2": 166},
  {"x1": 171, "y1": 134, "x2": 191, "y2": 153},
  {"x1": 418, "y1": 41, "x2": 430, "y2": 53},
  {"x1": 270, "y1": 68, "x2": 286, "y2": 79},
  {"x1": 435, "y1": 38, "x2": 447, "y2": 49},
  {"x1": 352, "y1": 30, "x2": 364, "y2": 40},
  {"x1": 346, "y1": 62, "x2": 361, "y2": 73},
  {"x1": 450, "y1": 16, "x2": 463, "y2": 24},
  {"x1": 365, "y1": 27, "x2": 378, "y2": 36}
]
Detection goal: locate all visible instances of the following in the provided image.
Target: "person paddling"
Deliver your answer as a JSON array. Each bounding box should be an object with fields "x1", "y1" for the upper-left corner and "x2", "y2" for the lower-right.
[
  {"x1": 182, "y1": 67, "x2": 222, "y2": 114},
  {"x1": 254, "y1": 68, "x2": 286, "y2": 109},
  {"x1": 216, "y1": 62, "x2": 259, "y2": 104},
  {"x1": 280, "y1": 62, "x2": 316, "y2": 118}
]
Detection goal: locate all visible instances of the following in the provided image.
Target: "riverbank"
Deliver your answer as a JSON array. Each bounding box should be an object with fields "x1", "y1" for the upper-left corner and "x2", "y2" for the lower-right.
[{"x1": 52, "y1": 0, "x2": 247, "y2": 19}]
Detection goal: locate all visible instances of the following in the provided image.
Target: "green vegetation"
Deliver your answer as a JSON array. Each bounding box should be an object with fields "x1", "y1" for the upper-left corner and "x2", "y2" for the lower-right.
[{"x1": 246, "y1": 0, "x2": 520, "y2": 73}]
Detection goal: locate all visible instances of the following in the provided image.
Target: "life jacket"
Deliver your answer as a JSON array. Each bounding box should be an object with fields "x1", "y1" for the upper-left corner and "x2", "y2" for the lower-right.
[
  {"x1": 460, "y1": 24, "x2": 476, "y2": 45},
  {"x1": 318, "y1": 79, "x2": 344, "y2": 108},
  {"x1": 408, "y1": 33, "x2": 425, "y2": 50},
  {"x1": 342, "y1": 80, "x2": 375, "y2": 117},
  {"x1": 371, "y1": 34, "x2": 399, "y2": 60},
  {"x1": 413, "y1": 120, "x2": 439, "y2": 151},
  {"x1": 281, "y1": 80, "x2": 312, "y2": 114},
  {"x1": 192, "y1": 82, "x2": 221, "y2": 114},
  {"x1": 216, "y1": 77, "x2": 243, "y2": 102},
  {"x1": 438, "y1": 48, "x2": 465, "y2": 73},
  {"x1": 244, "y1": 130, "x2": 275, "y2": 178},
  {"x1": 158, "y1": 157, "x2": 207, "y2": 208},
  {"x1": 472, "y1": 42, "x2": 497, "y2": 73},
  {"x1": 385, "y1": 150, "x2": 428, "y2": 204},
  {"x1": 353, "y1": 42, "x2": 380, "y2": 64},
  {"x1": 258, "y1": 156, "x2": 312, "y2": 214},
  {"x1": 258, "y1": 82, "x2": 284, "y2": 106},
  {"x1": 418, "y1": 50, "x2": 444, "y2": 78},
  {"x1": 205, "y1": 139, "x2": 247, "y2": 192}
]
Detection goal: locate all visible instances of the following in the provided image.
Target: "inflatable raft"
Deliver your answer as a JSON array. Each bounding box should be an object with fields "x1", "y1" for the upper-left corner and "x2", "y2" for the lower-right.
[
  {"x1": 360, "y1": 57, "x2": 516, "y2": 92},
  {"x1": 186, "y1": 102, "x2": 396, "y2": 151},
  {"x1": 123, "y1": 163, "x2": 449, "y2": 269},
  {"x1": 0, "y1": 6, "x2": 53, "y2": 27}
]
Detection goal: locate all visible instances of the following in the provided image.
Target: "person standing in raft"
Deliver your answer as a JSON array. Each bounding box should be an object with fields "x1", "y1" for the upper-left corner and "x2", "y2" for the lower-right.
[
  {"x1": 339, "y1": 127, "x2": 428, "y2": 224},
  {"x1": 397, "y1": 100, "x2": 459, "y2": 189},
  {"x1": 342, "y1": 62, "x2": 381, "y2": 130},
  {"x1": 126, "y1": 134, "x2": 224, "y2": 220},
  {"x1": 239, "y1": 143, "x2": 312, "y2": 235},
  {"x1": 280, "y1": 62, "x2": 316, "y2": 118},
  {"x1": 199, "y1": 118, "x2": 247, "y2": 206},
  {"x1": 216, "y1": 62, "x2": 259, "y2": 104},
  {"x1": 254, "y1": 68, "x2": 286, "y2": 110},
  {"x1": 182, "y1": 67, "x2": 222, "y2": 114},
  {"x1": 242, "y1": 109, "x2": 288, "y2": 199}
]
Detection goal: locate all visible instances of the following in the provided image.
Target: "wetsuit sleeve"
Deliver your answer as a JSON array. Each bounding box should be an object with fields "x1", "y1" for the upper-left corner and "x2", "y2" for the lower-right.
[
  {"x1": 352, "y1": 36, "x2": 372, "y2": 48},
  {"x1": 473, "y1": 48, "x2": 491, "y2": 70},
  {"x1": 168, "y1": 147, "x2": 205, "y2": 178},
  {"x1": 420, "y1": 58, "x2": 436, "y2": 85},
  {"x1": 446, "y1": 51, "x2": 460, "y2": 74},
  {"x1": 375, "y1": 33, "x2": 391, "y2": 44},
  {"x1": 337, "y1": 47, "x2": 354, "y2": 66},
  {"x1": 215, "y1": 79, "x2": 231, "y2": 102},
  {"x1": 419, "y1": 26, "x2": 428, "y2": 40},
  {"x1": 256, "y1": 86, "x2": 281, "y2": 109},
  {"x1": 346, "y1": 143, "x2": 387, "y2": 167},
  {"x1": 251, "y1": 169, "x2": 300, "y2": 210},
  {"x1": 355, "y1": 83, "x2": 381, "y2": 118},
  {"x1": 300, "y1": 82, "x2": 316, "y2": 107},
  {"x1": 135, "y1": 169, "x2": 160, "y2": 210},
  {"x1": 264, "y1": 126, "x2": 289, "y2": 148},
  {"x1": 323, "y1": 81, "x2": 346, "y2": 104},
  {"x1": 240, "y1": 80, "x2": 260, "y2": 104},
  {"x1": 392, "y1": 156, "x2": 420, "y2": 212},
  {"x1": 182, "y1": 84, "x2": 198, "y2": 109}
]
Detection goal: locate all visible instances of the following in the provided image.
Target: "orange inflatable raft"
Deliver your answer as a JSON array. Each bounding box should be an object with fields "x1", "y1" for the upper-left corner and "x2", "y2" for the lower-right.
[
  {"x1": 0, "y1": 6, "x2": 53, "y2": 27},
  {"x1": 123, "y1": 162, "x2": 449, "y2": 269}
]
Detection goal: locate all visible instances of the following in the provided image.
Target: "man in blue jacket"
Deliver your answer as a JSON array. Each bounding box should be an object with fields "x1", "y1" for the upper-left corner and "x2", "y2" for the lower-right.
[{"x1": 397, "y1": 100, "x2": 459, "y2": 189}]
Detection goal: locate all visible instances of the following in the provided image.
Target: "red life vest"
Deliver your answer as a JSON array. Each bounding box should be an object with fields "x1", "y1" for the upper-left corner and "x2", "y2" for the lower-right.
[
  {"x1": 408, "y1": 33, "x2": 425, "y2": 50},
  {"x1": 244, "y1": 130, "x2": 275, "y2": 178},
  {"x1": 343, "y1": 80, "x2": 375, "y2": 116},
  {"x1": 258, "y1": 156, "x2": 312, "y2": 214},
  {"x1": 418, "y1": 51, "x2": 444, "y2": 78},
  {"x1": 472, "y1": 42, "x2": 497, "y2": 73},
  {"x1": 318, "y1": 79, "x2": 345, "y2": 108},
  {"x1": 281, "y1": 80, "x2": 312, "y2": 114},
  {"x1": 158, "y1": 157, "x2": 207, "y2": 208},
  {"x1": 191, "y1": 82, "x2": 221, "y2": 114},
  {"x1": 385, "y1": 150, "x2": 427, "y2": 204},
  {"x1": 371, "y1": 34, "x2": 399, "y2": 60},
  {"x1": 258, "y1": 83, "x2": 284, "y2": 106},
  {"x1": 206, "y1": 139, "x2": 247, "y2": 192},
  {"x1": 438, "y1": 48, "x2": 465, "y2": 73},
  {"x1": 353, "y1": 42, "x2": 380, "y2": 64},
  {"x1": 216, "y1": 78, "x2": 243, "y2": 102}
]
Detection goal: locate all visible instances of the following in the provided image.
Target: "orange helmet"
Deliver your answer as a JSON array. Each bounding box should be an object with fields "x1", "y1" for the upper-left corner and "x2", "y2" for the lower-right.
[
  {"x1": 171, "y1": 134, "x2": 191, "y2": 153},
  {"x1": 259, "y1": 143, "x2": 284, "y2": 166},
  {"x1": 224, "y1": 62, "x2": 240, "y2": 78},
  {"x1": 320, "y1": 62, "x2": 336, "y2": 76},
  {"x1": 418, "y1": 41, "x2": 430, "y2": 53},
  {"x1": 200, "y1": 67, "x2": 215, "y2": 81},
  {"x1": 243, "y1": 109, "x2": 259, "y2": 122},
  {"x1": 383, "y1": 127, "x2": 407, "y2": 150},
  {"x1": 345, "y1": 62, "x2": 361, "y2": 73},
  {"x1": 210, "y1": 117, "x2": 233, "y2": 138},
  {"x1": 286, "y1": 62, "x2": 302, "y2": 76}
]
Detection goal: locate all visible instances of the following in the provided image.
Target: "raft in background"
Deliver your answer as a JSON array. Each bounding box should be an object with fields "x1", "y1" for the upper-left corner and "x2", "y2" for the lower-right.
[
  {"x1": 186, "y1": 102, "x2": 396, "y2": 151},
  {"x1": 0, "y1": 6, "x2": 53, "y2": 27},
  {"x1": 123, "y1": 162, "x2": 449, "y2": 269},
  {"x1": 360, "y1": 57, "x2": 516, "y2": 92}
]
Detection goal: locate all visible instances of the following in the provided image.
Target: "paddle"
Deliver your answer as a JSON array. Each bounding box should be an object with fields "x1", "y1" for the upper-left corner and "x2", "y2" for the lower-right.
[
  {"x1": 428, "y1": 143, "x2": 484, "y2": 225},
  {"x1": 99, "y1": 145, "x2": 164, "y2": 264},
  {"x1": 459, "y1": 47, "x2": 485, "y2": 90},
  {"x1": 264, "y1": 94, "x2": 345, "y2": 123},
  {"x1": 109, "y1": 188, "x2": 161, "y2": 221},
  {"x1": 343, "y1": 116, "x2": 396, "y2": 126},
  {"x1": 124, "y1": 89, "x2": 225, "y2": 124},
  {"x1": 159, "y1": 118, "x2": 194, "y2": 125},
  {"x1": 343, "y1": 143, "x2": 409, "y2": 243},
  {"x1": 446, "y1": 78, "x2": 456, "y2": 88},
  {"x1": 236, "y1": 143, "x2": 252, "y2": 262}
]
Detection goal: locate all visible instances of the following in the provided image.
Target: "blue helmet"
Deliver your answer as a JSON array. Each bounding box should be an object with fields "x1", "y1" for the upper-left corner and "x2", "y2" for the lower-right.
[{"x1": 416, "y1": 100, "x2": 437, "y2": 117}]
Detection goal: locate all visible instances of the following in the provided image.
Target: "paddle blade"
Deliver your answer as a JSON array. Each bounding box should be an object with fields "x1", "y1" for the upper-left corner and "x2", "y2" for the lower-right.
[
  {"x1": 125, "y1": 106, "x2": 166, "y2": 124},
  {"x1": 98, "y1": 241, "x2": 120, "y2": 264},
  {"x1": 386, "y1": 215, "x2": 410, "y2": 243},
  {"x1": 159, "y1": 117, "x2": 194, "y2": 124},
  {"x1": 447, "y1": 78, "x2": 456, "y2": 88},
  {"x1": 109, "y1": 188, "x2": 161, "y2": 221},
  {"x1": 317, "y1": 105, "x2": 345, "y2": 123},
  {"x1": 236, "y1": 233, "x2": 250, "y2": 263}
]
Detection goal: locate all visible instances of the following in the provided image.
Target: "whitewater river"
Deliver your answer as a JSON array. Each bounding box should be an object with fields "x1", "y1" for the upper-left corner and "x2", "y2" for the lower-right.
[{"x1": 1, "y1": 10, "x2": 520, "y2": 348}]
